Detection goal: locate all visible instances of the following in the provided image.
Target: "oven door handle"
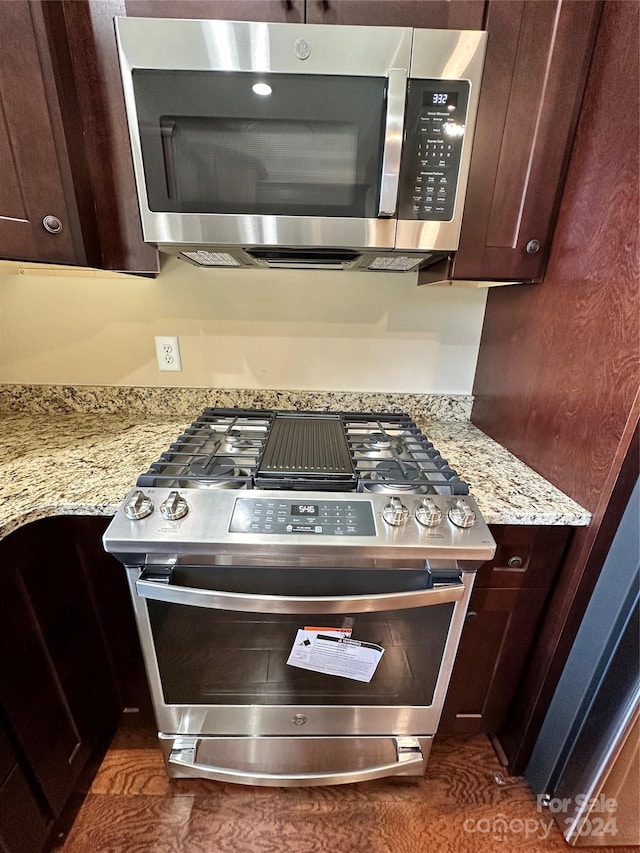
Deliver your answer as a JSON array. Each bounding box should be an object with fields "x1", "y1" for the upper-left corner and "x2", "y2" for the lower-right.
[
  {"x1": 168, "y1": 736, "x2": 425, "y2": 786},
  {"x1": 378, "y1": 67, "x2": 408, "y2": 217},
  {"x1": 135, "y1": 576, "x2": 464, "y2": 614}
]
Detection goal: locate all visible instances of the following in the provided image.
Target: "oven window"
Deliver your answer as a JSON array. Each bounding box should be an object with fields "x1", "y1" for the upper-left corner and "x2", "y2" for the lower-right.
[
  {"x1": 132, "y1": 70, "x2": 387, "y2": 218},
  {"x1": 146, "y1": 567, "x2": 454, "y2": 707}
]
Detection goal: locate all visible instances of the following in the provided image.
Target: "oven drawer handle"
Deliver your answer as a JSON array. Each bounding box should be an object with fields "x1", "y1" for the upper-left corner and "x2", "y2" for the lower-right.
[
  {"x1": 135, "y1": 577, "x2": 464, "y2": 614},
  {"x1": 168, "y1": 737, "x2": 424, "y2": 786}
]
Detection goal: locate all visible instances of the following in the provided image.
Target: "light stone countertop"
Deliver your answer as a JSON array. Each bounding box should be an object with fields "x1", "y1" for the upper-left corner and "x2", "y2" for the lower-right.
[{"x1": 0, "y1": 409, "x2": 590, "y2": 542}]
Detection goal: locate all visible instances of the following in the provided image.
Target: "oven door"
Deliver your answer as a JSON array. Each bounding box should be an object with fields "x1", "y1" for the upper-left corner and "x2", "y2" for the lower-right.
[
  {"x1": 128, "y1": 562, "x2": 473, "y2": 785},
  {"x1": 127, "y1": 562, "x2": 472, "y2": 733},
  {"x1": 116, "y1": 18, "x2": 411, "y2": 253}
]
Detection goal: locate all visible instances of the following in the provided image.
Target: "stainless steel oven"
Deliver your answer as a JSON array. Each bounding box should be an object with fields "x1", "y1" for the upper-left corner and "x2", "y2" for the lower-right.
[
  {"x1": 114, "y1": 19, "x2": 486, "y2": 271},
  {"x1": 104, "y1": 409, "x2": 496, "y2": 785}
]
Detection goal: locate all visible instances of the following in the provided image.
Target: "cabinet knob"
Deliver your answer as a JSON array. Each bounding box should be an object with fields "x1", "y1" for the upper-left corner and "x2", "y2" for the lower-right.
[
  {"x1": 507, "y1": 556, "x2": 524, "y2": 568},
  {"x1": 526, "y1": 239, "x2": 541, "y2": 254},
  {"x1": 466, "y1": 610, "x2": 478, "y2": 620},
  {"x1": 42, "y1": 215, "x2": 63, "y2": 234}
]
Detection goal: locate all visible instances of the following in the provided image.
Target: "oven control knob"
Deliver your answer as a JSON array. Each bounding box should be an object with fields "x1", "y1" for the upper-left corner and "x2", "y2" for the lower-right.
[
  {"x1": 124, "y1": 489, "x2": 154, "y2": 520},
  {"x1": 160, "y1": 490, "x2": 189, "y2": 521},
  {"x1": 382, "y1": 496, "x2": 410, "y2": 526},
  {"x1": 415, "y1": 497, "x2": 443, "y2": 527},
  {"x1": 448, "y1": 498, "x2": 476, "y2": 528}
]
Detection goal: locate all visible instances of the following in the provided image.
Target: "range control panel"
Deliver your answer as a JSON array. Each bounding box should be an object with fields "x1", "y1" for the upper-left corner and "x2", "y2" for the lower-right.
[
  {"x1": 229, "y1": 498, "x2": 376, "y2": 536},
  {"x1": 398, "y1": 79, "x2": 471, "y2": 222}
]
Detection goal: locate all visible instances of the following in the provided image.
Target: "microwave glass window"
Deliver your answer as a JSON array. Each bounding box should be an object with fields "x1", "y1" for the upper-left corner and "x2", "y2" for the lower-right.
[{"x1": 132, "y1": 71, "x2": 388, "y2": 218}]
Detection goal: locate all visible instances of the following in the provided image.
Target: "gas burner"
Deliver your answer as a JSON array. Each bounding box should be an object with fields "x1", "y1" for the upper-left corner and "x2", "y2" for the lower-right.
[
  {"x1": 182, "y1": 456, "x2": 251, "y2": 489},
  {"x1": 367, "y1": 431, "x2": 393, "y2": 450},
  {"x1": 362, "y1": 460, "x2": 426, "y2": 494},
  {"x1": 225, "y1": 430, "x2": 256, "y2": 452},
  {"x1": 356, "y1": 432, "x2": 403, "y2": 459}
]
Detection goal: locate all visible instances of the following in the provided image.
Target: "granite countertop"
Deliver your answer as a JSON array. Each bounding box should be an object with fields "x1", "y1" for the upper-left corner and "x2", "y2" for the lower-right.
[{"x1": 0, "y1": 394, "x2": 590, "y2": 541}]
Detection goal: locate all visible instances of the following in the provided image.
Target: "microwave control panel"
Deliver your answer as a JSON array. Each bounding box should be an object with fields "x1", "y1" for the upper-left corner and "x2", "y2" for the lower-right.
[{"x1": 398, "y1": 80, "x2": 471, "y2": 222}]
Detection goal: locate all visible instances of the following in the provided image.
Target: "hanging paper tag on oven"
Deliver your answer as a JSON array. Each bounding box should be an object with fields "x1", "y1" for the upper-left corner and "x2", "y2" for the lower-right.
[{"x1": 287, "y1": 629, "x2": 384, "y2": 683}]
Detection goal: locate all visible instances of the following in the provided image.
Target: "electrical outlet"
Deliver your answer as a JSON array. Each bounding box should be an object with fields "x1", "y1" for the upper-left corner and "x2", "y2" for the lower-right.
[{"x1": 154, "y1": 336, "x2": 182, "y2": 372}]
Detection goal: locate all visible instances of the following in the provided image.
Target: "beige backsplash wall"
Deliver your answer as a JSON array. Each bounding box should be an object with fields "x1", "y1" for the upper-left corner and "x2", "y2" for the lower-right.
[{"x1": 0, "y1": 259, "x2": 487, "y2": 392}]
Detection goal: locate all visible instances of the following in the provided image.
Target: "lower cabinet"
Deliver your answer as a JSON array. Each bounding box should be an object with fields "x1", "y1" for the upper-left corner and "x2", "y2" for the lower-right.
[
  {"x1": 0, "y1": 717, "x2": 50, "y2": 853},
  {"x1": 439, "y1": 525, "x2": 571, "y2": 736},
  {"x1": 0, "y1": 516, "x2": 148, "y2": 852}
]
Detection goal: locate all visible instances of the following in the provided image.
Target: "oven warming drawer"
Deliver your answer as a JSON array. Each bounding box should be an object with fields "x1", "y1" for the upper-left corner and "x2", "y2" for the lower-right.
[{"x1": 159, "y1": 735, "x2": 431, "y2": 787}]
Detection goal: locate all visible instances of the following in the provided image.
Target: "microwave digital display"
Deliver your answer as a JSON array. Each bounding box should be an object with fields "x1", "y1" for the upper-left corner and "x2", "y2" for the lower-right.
[{"x1": 424, "y1": 92, "x2": 459, "y2": 110}]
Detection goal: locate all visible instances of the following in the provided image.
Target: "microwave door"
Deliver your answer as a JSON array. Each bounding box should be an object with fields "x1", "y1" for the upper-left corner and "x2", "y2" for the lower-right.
[{"x1": 115, "y1": 18, "x2": 413, "y2": 253}]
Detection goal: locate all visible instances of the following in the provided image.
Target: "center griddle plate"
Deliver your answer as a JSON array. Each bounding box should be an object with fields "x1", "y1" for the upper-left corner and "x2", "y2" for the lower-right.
[{"x1": 256, "y1": 414, "x2": 356, "y2": 486}]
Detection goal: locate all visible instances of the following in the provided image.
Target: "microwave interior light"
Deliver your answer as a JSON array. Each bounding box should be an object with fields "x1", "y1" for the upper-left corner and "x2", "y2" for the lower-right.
[{"x1": 252, "y1": 82, "x2": 272, "y2": 96}]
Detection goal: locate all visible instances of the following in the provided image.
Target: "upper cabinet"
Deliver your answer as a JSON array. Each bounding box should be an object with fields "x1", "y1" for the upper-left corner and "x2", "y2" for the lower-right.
[
  {"x1": 0, "y1": 2, "x2": 84, "y2": 265},
  {"x1": 0, "y1": 0, "x2": 601, "y2": 282},
  {"x1": 305, "y1": 0, "x2": 485, "y2": 28},
  {"x1": 124, "y1": 1, "x2": 304, "y2": 21},
  {"x1": 449, "y1": 0, "x2": 602, "y2": 283}
]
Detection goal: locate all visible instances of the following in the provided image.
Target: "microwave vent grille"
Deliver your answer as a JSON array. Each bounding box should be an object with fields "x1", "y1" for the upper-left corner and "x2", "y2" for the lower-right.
[
  {"x1": 368, "y1": 256, "x2": 424, "y2": 271},
  {"x1": 181, "y1": 251, "x2": 241, "y2": 267}
]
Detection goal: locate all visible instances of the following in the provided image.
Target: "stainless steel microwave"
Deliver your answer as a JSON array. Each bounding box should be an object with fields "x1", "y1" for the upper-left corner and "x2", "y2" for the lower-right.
[{"x1": 115, "y1": 18, "x2": 486, "y2": 272}]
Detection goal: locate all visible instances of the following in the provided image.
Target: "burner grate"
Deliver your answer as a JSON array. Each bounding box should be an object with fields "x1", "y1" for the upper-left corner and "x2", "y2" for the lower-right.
[{"x1": 135, "y1": 408, "x2": 469, "y2": 495}]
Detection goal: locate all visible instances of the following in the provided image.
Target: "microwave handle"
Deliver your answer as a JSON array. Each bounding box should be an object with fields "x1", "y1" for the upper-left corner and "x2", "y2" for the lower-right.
[{"x1": 378, "y1": 68, "x2": 408, "y2": 217}]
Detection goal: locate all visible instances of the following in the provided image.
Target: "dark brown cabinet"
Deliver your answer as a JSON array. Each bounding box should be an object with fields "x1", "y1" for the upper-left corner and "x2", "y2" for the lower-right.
[
  {"x1": 439, "y1": 524, "x2": 571, "y2": 735},
  {"x1": 0, "y1": 516, "x2": 141, "y2": 851},
  {"x1": 305, "y1": 0, "x2": 485, "y2": 27},
  {"x1": 125, "y1": 0, "x2": 304, "y2": 21},
  {"x1": 0, "y1": 2, "x2": 83, "y2": 265},
  {"x1": 447, "y1": 0, "x2": 602, "y2": 284},
  {"x1": 0, "y1": 715, "x2": 50, "y2": 853}
]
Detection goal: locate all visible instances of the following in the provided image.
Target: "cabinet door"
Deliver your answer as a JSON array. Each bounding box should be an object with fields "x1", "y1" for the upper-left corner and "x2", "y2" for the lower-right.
[
  {"x1": 439, "y1": 585, "x2": 549, "y2": 734},
  {"x1": 0, "y1": 716, "x2": 50, "y2": 853},
  {"x1": 451, "y1": 0, "x2": 601, "y2": 282},
  {"x1": 125, "y1": 0, "x2": 304, "y2": 20},
  {"x1": 0, "y1": 1, "x2": 80, "y2": 264},
  {"x1": 306, "y1": 0, "x2": 485, "y2": 28},
  {"x1": 0, "y1": 520, "x2": 120, "y2": 819},
  {"x1": 439, "y1": 525, "x2": 570, "y2": 735}
]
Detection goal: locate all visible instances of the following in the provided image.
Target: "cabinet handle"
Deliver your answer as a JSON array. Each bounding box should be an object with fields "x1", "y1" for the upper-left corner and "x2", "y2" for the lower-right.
[{"x1": 42, "y1": 215, "x2": 63, "y2": 234}]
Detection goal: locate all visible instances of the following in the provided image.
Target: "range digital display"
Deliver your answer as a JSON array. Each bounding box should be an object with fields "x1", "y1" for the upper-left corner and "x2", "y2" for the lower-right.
[{"x1": 292, "y1": 504, "x2": 318, "y2": 516}]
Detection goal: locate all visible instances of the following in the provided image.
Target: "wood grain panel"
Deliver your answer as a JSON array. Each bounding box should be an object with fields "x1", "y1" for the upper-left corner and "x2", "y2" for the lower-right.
[
  {"x1": 472, "y1": 0, "x2": 640, "y2": 773},
  {"x1": 471, "y1": 0, "x2": 639, "y2": 513}
]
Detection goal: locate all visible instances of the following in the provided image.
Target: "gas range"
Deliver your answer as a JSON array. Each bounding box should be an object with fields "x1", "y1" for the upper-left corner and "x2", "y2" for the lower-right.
[
  {"x1": 106, "y1": 408, "x2": 494, "y2": 563},
  {"x1": 103, "y1": 408, "x2": 496, "y2": 786}
]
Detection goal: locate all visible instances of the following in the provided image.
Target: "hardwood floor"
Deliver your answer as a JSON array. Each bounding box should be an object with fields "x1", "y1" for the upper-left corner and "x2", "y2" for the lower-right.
[{"x1": 57, "y1": 714, "x2": 637, "y2": 853}]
